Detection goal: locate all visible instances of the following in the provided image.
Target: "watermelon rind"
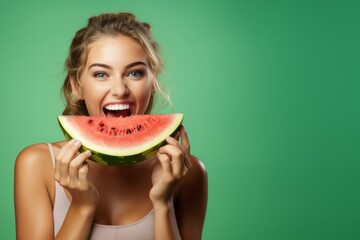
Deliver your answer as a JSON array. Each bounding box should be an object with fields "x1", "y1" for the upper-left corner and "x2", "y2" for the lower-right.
[{"x1": 58, "y1": 114, "x2": 183, "y2": 165}]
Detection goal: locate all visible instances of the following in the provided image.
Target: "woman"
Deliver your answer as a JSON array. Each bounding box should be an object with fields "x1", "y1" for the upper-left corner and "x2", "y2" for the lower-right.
[{"x1": 14, "y1": 12, "x2": 207, "y2": 240}]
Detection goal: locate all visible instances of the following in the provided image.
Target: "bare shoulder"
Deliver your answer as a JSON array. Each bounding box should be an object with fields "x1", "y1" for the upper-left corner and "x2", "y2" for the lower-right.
[
  {"x1": 186, "y1": 155, "x2": 207, "y2": 182},
  {"x1": 14, "y1": 143, "x2": 57, "y2": 239},
  {"x1": 175, "y1": 154, "x2": 208, "y2": 199},
  {"x1": 16, "y1": 143, "x2": 50, "y2": 162},
  {"x1": 190, "y1": 155, "x2": 207, "y2": 175},
  {"x1": 15, "y1": 143, "x2": 55, "y2": 193},
  {"x1": 174, "y1": 155, "x2": 208, "y2": 239},
  {"x1": 15, "y1": 143, "x2": 52, "y2": 173},
  {"x1": 16, "y1": 141, "x2": 65, "y2": 167}
]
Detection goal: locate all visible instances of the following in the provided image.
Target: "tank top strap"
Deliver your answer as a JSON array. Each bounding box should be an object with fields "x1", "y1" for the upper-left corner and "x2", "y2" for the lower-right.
[
  {"x1": 46, "y1": 143, "x2": 71, "y2": 236},
  {"x1": 47, "y1": 143, "x2": 56, "y2": 167}
]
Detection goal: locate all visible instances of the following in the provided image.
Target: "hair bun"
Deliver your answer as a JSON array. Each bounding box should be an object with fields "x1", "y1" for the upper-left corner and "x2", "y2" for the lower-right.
[{"x1": 142, "y1": 22, "x2": 151, "y2": 31}]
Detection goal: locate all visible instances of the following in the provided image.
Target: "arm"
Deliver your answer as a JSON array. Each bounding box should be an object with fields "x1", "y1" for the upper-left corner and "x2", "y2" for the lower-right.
[
  {"x1": 15, "y1": 144, "x2": 55, "y2": 239},
  {"x1": 53, "y1": 140, "x2": 99, "y2": 240},
  {"x1": 150, "y1": 135, "x2": 186, "y2": 240},
  {"x1": 174, "y1": 156, "x2": 208, "y2": 240},
  {"x1": 151, "y1": 156, "x2": 208, "y2": 240},
  {"x1": 150, "y1": 126, "x2": 207, "y2": 240},
  {"x1": 14, "y1": 141, "x2": 99, "y2": 240}
]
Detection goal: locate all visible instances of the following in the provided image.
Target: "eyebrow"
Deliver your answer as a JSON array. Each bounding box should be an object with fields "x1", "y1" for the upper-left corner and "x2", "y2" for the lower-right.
[{"x1": 88, "y1": 61, "x2": 147, "y2": 70}]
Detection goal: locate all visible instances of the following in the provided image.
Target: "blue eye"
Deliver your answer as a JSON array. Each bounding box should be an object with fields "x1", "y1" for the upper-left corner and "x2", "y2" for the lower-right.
[
  {"x1": 95, "y1": 72, "x2": 108, "y2": 78},
  {"x1": 128, "y1": 70, "x2": 144, "y2": 78}
]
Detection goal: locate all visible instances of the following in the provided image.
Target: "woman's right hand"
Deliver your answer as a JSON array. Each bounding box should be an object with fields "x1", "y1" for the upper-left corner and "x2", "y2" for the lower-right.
[{"x1": 54, "y1": 139, "x2": 99, "y2": 208}]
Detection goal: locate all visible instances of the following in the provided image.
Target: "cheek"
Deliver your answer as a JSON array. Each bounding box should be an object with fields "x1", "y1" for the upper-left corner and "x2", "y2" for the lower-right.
[
  {"x1": 82, "y1": 78, "x2": 110, "y2": 100},
  {"x1": 133, "y1": 82, "x2": 153, "y2": 111},
  {"x1": 81, "y1": 83, "x2": 107, "y2": 115},
  {"x1": 138, "y1": 87, "x2": 153, "y2": 105}
]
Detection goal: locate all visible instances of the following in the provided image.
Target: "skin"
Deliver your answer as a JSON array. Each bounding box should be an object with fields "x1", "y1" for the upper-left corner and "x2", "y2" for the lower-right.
[{"x1": 14, "y1": 35, "x2": 208, "y2": 240}]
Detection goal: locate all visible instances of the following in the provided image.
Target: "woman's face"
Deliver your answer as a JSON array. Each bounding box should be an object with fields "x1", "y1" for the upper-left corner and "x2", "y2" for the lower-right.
[{"x1": 78, "y1": 35, "x2": 153, "y2": 117}]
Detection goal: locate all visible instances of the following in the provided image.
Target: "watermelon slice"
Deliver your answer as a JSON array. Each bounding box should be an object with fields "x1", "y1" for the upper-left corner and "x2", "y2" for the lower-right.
[{"x1": 58, "y1": 114, "x2": 184, "y2": 165}]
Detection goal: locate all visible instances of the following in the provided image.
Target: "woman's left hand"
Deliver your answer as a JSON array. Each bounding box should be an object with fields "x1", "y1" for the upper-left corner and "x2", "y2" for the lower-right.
[{"x1": 150, "y1": 126, "x2": 192, "y2": 207}]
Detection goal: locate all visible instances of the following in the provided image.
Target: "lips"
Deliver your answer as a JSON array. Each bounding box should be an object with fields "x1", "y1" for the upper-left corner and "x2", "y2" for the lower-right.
[{"x1": 103, "y1": 103, "x2": 132, "y2": 117}]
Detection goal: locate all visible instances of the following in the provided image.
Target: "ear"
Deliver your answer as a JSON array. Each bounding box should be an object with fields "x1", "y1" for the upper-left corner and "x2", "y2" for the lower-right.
[
  {"x1": 151, "y1": 80, "x2": 157, "y2": 95},
  {"x1": 69, "y1": 75, "x2": 84, "y2": 100}
]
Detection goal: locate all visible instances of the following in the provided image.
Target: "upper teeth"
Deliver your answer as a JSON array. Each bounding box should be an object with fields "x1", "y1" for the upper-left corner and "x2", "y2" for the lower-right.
[{"x1": 105, "y1": 104, "x2": 130, "y2": 111}]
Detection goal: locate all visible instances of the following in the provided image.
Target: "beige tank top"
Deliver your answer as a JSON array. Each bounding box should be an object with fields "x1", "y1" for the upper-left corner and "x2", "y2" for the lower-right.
[{"x1": 47, "y1": 143, "x2": 180, "y2": 240}]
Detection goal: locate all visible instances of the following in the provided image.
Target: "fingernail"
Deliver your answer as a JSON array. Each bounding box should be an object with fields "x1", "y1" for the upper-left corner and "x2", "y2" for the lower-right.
[
  {"x1": 74, "y1": 140, "x2": 81, "y2": 146},
  {"x1": 69, "y1": 139, "x2": 75, "y2": 144}
]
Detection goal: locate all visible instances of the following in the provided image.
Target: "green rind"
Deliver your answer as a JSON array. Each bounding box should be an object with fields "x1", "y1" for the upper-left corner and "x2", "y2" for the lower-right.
[{"x1": 58, "y1": 116, "x2": 183, "y2": 166}]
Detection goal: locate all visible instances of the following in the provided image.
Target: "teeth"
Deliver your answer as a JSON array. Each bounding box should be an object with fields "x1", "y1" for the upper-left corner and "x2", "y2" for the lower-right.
[{"x1": 104, "y1": 104, "x2": 130, "y2": 111}]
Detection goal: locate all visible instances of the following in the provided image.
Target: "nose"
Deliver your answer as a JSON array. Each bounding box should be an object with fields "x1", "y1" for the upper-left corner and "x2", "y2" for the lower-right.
[{"x1": 110, "y1": 78, "x2": 129, "y2": 97}]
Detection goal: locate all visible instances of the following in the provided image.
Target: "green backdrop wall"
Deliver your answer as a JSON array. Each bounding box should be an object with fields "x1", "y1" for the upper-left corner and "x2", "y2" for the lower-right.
[{"x1": 1, "y1": 0, "x2": 359, "y2": 239}]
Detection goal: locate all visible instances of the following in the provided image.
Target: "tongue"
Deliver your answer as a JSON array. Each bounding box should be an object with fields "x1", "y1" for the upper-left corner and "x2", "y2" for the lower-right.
[{"x1": 106, "y1": 109, "x2": 131, "y2": 118}]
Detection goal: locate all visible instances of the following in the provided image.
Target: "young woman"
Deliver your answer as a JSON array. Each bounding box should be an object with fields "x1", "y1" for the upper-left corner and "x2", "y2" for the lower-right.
[{"x1": 14, "y1": 12, "x2": 208, "y2": 240}]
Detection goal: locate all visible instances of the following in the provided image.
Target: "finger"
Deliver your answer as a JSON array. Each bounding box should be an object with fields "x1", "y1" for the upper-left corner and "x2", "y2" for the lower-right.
[
  {"x1": 165, "y1": 136, "x2": 179, "y2": 146},
  {"x1": 183, "y1": 154, "x2": 192, "y2": 171},
  {"x1": 173, "y1": 129, "x2": 181, "y2": 141},
  {"x1": 180, "y1": 126, "x2": 190, "y2": 154},
  {"x1": 69, "y1": 150, "x2": 91, "y2": 187},
  {"x1": 159, "y1": 143, "x2": 182, "y2": 157},
  {"x1": 165, "y1": 136, "x2": 192, "y2": 170},
  {"x1": 156, "y1": 152, "x2": 172, "y2": 176},
  {"x1": 59, "y1": 140, "x2": 82, "y2": 186},
  {"x1": 78, "y1": 162, "x2": 90, "y2": 190},
  {"x1": 159, "y1": 145, "x2": 186, "y2": 179},
  {"x1": 54, "y1": 139, "x2": 75, "y2": 181},
  {"x1": 179, "y1": 127, "x2": 192, "y2": 170},
  {"x1": 166, "y1": 130, "x2": 189, "y2": 154}
]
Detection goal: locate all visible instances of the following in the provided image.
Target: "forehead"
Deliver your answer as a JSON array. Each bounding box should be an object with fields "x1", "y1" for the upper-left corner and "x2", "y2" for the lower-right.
[{"x1": 86, "y1": 35, "x2": 148, "y2": 66}]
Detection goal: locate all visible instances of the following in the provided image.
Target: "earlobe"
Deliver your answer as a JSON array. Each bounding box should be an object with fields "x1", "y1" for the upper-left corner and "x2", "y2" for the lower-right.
[
  {"x1": 151, "y1": 83, "x2": 156, "y2": 95},
  {"x1": 69, "y1": 75, "x2": 84, "y2": 100}
]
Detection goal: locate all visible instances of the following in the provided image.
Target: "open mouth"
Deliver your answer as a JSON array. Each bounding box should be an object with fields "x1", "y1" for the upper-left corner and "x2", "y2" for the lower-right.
[{"x1": 103, "y1": 103, "x2": 132, "y2": 118}]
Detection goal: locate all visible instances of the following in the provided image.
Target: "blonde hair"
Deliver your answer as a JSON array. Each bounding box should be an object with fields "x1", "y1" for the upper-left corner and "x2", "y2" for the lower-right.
[{"x1": 62, "y1": 12, "x2": 169, "y2": 115}]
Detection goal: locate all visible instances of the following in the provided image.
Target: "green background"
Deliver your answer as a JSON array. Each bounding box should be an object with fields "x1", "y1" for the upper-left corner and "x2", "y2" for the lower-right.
[{"x1": 1, "y1": 0, "x2": 359, "y2": 239}]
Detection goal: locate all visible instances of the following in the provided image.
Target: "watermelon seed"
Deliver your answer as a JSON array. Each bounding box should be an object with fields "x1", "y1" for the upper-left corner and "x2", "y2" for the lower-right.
[
  {"x1": 87, "y1": 119, "x2": 95, "y2": 127},
  {"x1": 126, "y1": 129, "x2": 132, "y2": 134},
  {"x1": 109, "y1": 128, "x2": 118, "y2": 136}
]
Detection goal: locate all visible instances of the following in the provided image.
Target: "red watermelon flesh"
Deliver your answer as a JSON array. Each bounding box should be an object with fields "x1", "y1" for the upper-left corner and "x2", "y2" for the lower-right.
[{"x1": 57, "y1": 114, "x2": 184, "y2": 165}]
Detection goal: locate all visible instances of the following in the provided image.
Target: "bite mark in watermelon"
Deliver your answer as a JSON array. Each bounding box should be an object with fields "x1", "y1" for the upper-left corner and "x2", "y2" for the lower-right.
[{"x1": 57, "y1": 114, "x2": 184, "y2": 165}]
